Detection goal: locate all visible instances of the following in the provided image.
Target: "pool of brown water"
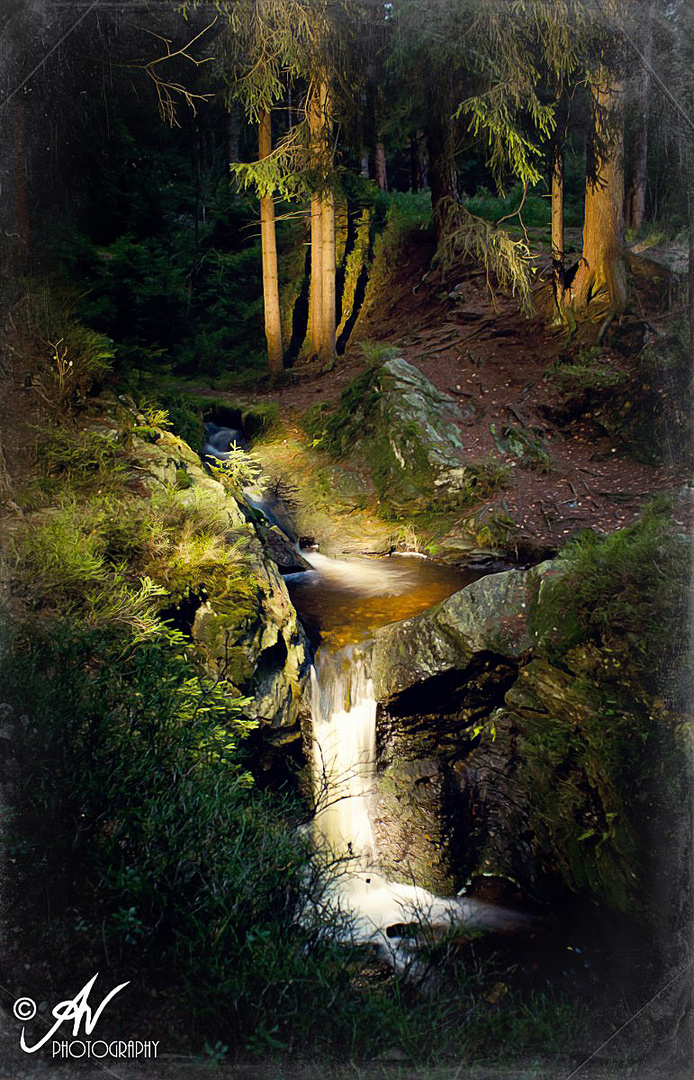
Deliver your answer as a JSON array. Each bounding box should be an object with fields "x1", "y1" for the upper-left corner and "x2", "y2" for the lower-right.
[{"x1": 287, "y1": 551, "x2": 486, "y2": 647}]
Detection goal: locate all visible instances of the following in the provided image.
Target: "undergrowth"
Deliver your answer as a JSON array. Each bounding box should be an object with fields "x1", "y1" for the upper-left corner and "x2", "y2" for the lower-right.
[
  {"x1": 546, "y1": 327, "x2": 692, "y2": 466},
  {"x1": 533, "y1": 497, "x2": 691, "y2": 700},
  {"x1": 7, "y1": 284, "x2": 114, "y2": 412},
  {"x1": 1, "y1": 608, "x2": 582, "y2": 1059}
]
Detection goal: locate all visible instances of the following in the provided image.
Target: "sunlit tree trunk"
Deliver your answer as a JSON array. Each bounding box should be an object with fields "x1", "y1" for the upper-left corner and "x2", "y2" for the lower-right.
[
  {"x1": 624, "y1": 0, "x2": 656, "y2": 231},
  {"x1": 320, "y1": 187, "x2": 336, "y2": 365},
  {"x1": 307, "y1": 77, "x2": 336, "y2": 365},
  {"x1": 310, "y1": 197, "x2": 324, "y2": 357},
  {"x1": 258, "y1": 109, "x2": 284, "y2": 373},
  {"x1": 551, "y1": 95, "x2": 567, "y2": 310},
  {"x1": 571, "y1": 76, "x2": 627, "y2": 315}
]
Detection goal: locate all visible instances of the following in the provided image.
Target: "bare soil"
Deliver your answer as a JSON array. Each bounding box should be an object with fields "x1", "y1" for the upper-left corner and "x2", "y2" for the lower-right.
[{"x1": 214, "y1": 236, "x2": 692, "y2": 550}]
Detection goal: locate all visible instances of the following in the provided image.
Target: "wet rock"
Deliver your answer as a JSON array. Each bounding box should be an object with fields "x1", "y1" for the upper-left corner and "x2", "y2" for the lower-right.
[
  {"x1": 371, "y1": 561, "x2": 560, "y2": 701},
  {"x1": 256, "y1": 522, "x2": 312, "y2": 575}
]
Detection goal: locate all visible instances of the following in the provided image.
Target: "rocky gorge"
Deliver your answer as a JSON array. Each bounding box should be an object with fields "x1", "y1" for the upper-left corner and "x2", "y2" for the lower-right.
[{"x1": 106, "y1": 359, "x2": 688, "y2": 943}]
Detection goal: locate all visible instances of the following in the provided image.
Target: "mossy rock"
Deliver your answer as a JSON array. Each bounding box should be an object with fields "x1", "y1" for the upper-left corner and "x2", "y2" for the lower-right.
[
  {"x1": 500, "y1": 659, "x2": 643, "y2": 912},
  {"x1": 373, "y1": 757, "x2": 452, "y2": 892},
  {"x1": 304, "y1": 356, "x2": 507, "y2": 511},
  {"x1": 371, "y1": 561, "x2": 561, "y2": 701}
]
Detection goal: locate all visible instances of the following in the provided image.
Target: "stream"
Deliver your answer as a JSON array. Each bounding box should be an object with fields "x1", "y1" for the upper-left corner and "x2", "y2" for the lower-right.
[{"x1": 288, "y1": 552, "x2": 524, "y2": 969}]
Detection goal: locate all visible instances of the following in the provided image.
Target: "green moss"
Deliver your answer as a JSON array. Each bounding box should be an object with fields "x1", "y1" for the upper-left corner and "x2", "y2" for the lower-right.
[{"x1": 529, "y1": 500, "x2": 690, "y2": 698}]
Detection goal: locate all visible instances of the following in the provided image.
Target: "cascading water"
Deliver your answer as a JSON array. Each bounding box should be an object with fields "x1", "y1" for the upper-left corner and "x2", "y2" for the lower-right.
[
  {"x1": 298, "y1": 555, "x2": 523, "y2": 966},
  {"x1": 311, "y1": 646, "x2": 378, "y2": 864}
]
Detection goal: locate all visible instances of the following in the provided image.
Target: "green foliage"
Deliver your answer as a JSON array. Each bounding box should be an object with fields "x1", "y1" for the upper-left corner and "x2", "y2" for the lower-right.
[
  {"x1": 359, "y1": 341, "x2": 400, "y2": 365},
  {"x1": 301, "y1": 364, "x2": 382, "y2": 457},
  {"x1": 206, "y1": 445, "x2": 262, "y2": 493},
  {"x1": 490, "y1": 421, "x2": 552, "y2": 473},
  {"x1": 435, "y1": 200, "x2": 534, "y2": 314},
  {"x1": 156, "y1": 394, "x2": 206, "y2": 450},
  {"x1": 512, "y1": 667, "x2": 646, "y2": 912},
  {"x1": 9, "y1": 287, "x2": 114, "y2": 412},
  {"x1": 547, "y1": 347, "x2": 628, "y2": 395},
  {"x1": 466, "y1": 182, "x2": 583, "y2": 229},
  {"x1": 39, "y1": 425, "x2": 130, "y2": 491},
  {"x1": 58, "y1": 199, "x2": 267, "y2": 381},
  {"x1": 533, "y1": 500, "x2": 691, "y2": 696}
]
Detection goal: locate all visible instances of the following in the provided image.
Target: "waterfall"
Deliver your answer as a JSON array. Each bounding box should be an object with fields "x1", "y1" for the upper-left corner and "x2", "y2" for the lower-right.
[
  {"x1": 311, "y1": 645, "x2": 378, "y2": 864},
  {"x1": 309, "y1": 639, "x2": 523, "y2": 965}
]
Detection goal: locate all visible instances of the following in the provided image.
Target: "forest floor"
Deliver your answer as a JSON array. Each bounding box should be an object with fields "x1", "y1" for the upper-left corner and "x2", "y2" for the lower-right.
[{"x1": 179, "y1": 231, "x2": 692, "y2": 552}]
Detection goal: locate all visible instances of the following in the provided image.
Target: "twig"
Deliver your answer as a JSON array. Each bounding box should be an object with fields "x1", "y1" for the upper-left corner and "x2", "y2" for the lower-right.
[{"x1": 126, "y1": 19, "x2": 217, "y2": 127}]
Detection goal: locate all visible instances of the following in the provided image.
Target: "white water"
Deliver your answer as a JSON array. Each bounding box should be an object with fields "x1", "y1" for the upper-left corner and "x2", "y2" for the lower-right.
[
  {"x1": 311, "y1": 649, "x2": 378, "y2": 862},
  {"x1": 310, "y1": 638, "x2": 520, "y2": 968},
  {"x1": 302, "y1": 551, "x2": 414, "y2": 596}
]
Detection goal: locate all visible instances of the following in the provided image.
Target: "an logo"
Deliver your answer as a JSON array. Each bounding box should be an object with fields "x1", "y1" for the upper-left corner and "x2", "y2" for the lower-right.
[{"x1": 14, "y1": 973, "x2": 159, "y2": 1060}]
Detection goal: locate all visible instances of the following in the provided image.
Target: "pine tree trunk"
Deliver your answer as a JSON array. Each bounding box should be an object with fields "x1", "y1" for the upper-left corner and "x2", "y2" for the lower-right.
[
  {"x1": 427, "y1": 102, "x2": 457, "y2": 243},
  {"x1": 320, "y1": 189, "x2": 336, "y2": 365},
  {"x1": 307, "y1": 78, "x2": 336, "y2": 364},
  {"x1": 417, "y1": 129, "x2": 429, "y2": 190},
  {"x1": 571, "y1": 76, "x2": 627, "y2": 315},
  {"x1": 14, "y1": 89, "x2": 29, "y2": 275},
  {"x1": 9, "y1": 17, "x2": 29, "y2": 275},
  {"x1": 258, "y1": 110, "x2": 284, "y2": 373},
  {"x1": 410, "y1": 132, "x2": 419, "y2": 192},
  {"x1": 374, "y1": 142, "x2": 388, "y2": 191},
  {"x1": 551, "y1": 96, "x2": 567, "y2": 310},
  {"x1": 227, "y1": 104, "x2": 241, "y2": 170},
  {"x1": 624, "y1": 0, "x2": 655, "y2": 231},
  {"x1": 310, "y1": 197, "x2": 324, "y2": 356}
]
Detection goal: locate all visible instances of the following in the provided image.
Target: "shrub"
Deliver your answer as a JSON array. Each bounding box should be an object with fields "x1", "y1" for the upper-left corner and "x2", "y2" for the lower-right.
[
  {"x1": 9, "y1": 287, "x2": 114, "y2": 411},
  {"x1": 0, "y1": 619, "x2": 358, "y2": 1047}
]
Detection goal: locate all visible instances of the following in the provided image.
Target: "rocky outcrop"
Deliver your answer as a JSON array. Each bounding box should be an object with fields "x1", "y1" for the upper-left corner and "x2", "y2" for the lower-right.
[
  {"x1": 369, "y1": 564, "x2": 645, "y2": 910},
  {"x1": 371, "y1": 560, "x2": 560, "y2": 699},
  {"x1": 310, "y1": 356, "x2": 486, "y2": 508},
  {"x1": 90, "y1": 407, "x2": 310, "y2": 737}
]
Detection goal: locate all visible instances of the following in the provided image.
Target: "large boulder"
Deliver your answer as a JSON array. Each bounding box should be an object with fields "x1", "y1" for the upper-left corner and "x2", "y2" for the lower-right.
[
  {"x1": 309, "y1": 356, "x2": 481, "y2": 508},
  {"x1": 371, "y1": 560, "x2": 561, "y2": 699},
  {"x1": 369, "y1": 564, "x2": 645, "y2": 909}
]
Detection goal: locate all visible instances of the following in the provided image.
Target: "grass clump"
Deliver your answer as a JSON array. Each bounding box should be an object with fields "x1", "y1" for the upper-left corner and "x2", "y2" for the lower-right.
[
  {"x1": 490, "y1": 422, "x2": 551, "y2": 473},
  {"x1": 39, "y1": 424, "x2": 130, "y2": 491},
  {"x1": 547, "y1": 329, "x2": 692, "y2": 466},
  {"x1": 8, "y1": 286, "x2": 114, "y2": 412},
  {"x1": 547, "y1": 346, "x2": 627, "y2": 396},
  {"x1": 533, "y1": 498, "x2": 691, "y2": 697}
]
